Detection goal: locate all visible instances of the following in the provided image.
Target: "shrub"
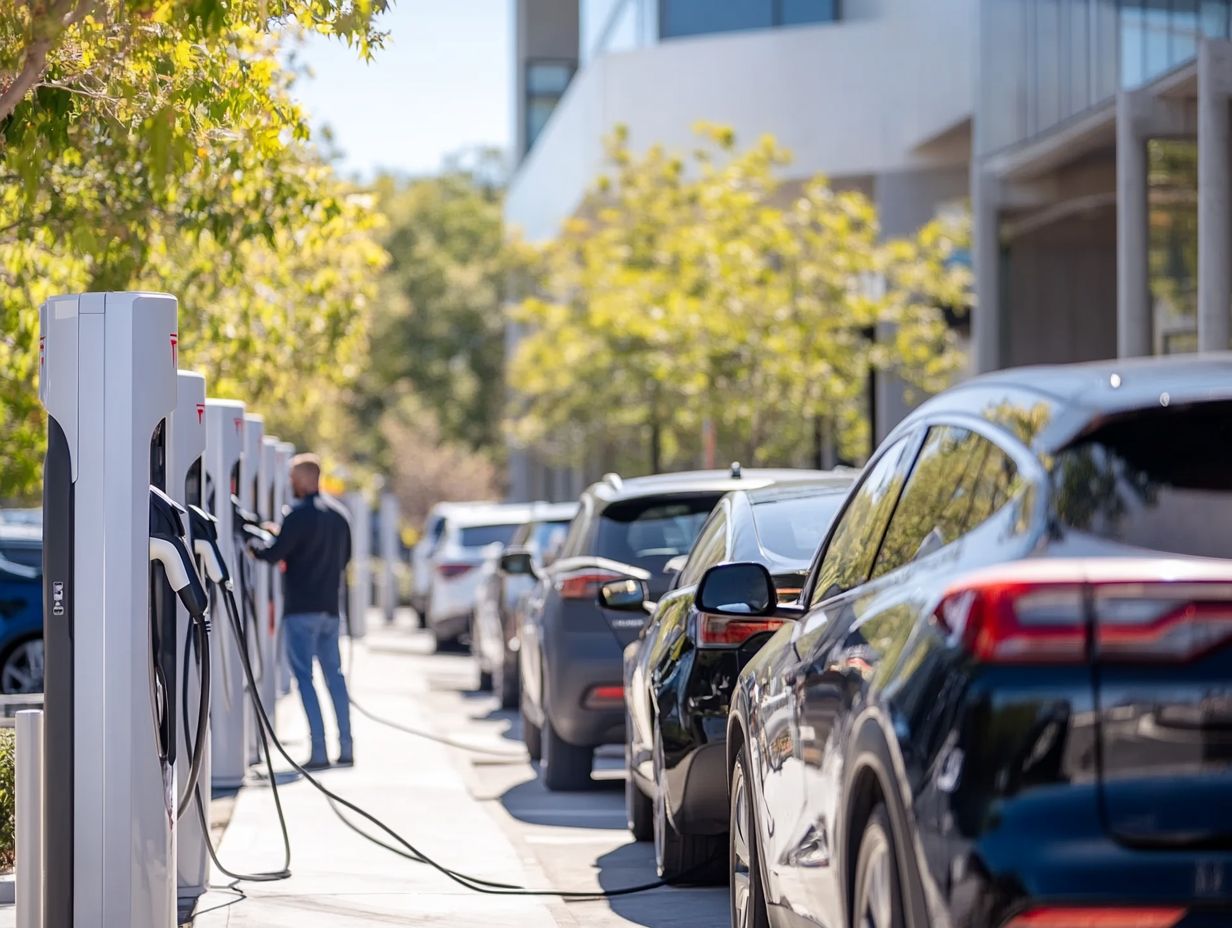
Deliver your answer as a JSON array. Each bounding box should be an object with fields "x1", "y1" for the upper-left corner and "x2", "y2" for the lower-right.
[{"x1": 0, "y1": 729, "x2": 13, "y2": 871}]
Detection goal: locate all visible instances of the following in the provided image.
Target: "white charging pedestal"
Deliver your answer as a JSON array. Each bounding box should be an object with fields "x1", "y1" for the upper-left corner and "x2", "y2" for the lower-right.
[
  {"x1": 274, "y1": 442, "x2": 295, "y2": 696},
  {"x1": 255, "y1": 436, "x2": 281, "y2": 735},
  {"x1": 241, "y1": 415, "x2": 266, "y2": 766},
  {"x1": 39, "y1": 291, "x2": 183, "y2": 928},
  {"x1": 168, "y1": 371, "x2": 211, "y2": 903},
  {"x1": 379, "y1": 491, "x2": 399, "y2": 624},
  {"x1": 205, "y1": 398, "x2": 248, "y2": 790},
  {"x1": 345, "y1": 491, "x2": 370, "y2": 638}
]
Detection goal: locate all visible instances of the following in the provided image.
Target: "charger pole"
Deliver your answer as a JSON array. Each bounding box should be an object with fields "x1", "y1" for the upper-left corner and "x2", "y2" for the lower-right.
[
  {"x1": 16, "y1": 708, "x2": 43, "y2": 928},
  {"x1": 346, "y1": 491, "x2": 371, "y2": 639}
]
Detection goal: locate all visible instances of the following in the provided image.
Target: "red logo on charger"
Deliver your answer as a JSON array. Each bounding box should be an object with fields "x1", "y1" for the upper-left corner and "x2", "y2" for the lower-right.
[
  {"x1": 234, "y1": 417, "x2": 244, "y2": 434},
  {"x1": 196, "y1": 403, "x2": 205, "y2": 424},
  {"x1": 39, "y1": 336, "x2": 45, "y2": 373},
  {"x1": 170, "y1": 333, "x2": 178, "y2": 366}
]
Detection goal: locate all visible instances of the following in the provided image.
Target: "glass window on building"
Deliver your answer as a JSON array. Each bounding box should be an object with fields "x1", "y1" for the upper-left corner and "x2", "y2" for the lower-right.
[
  {"x1": 660, "y1": 0, "x2": 837, "y2": 41},
  {"x1": 1148, "y1": 139, "x2": 1199, "y2": 354},
  {"x1": 1121, "y1": 0, "x2": 1229, "y2": 90},
  {"x1": 524, "y1": 60, "x2": 575, "y2": 154}
]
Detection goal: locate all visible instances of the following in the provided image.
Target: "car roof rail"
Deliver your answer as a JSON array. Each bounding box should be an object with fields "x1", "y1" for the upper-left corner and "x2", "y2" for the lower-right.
[{"x1": 601, "y1": 472, "x2": 623, "y2": 490}]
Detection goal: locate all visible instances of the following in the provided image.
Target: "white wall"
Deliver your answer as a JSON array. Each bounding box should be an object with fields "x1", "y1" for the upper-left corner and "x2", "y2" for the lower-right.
[{"x1": 506, "y1": 0, "x2": 975, "y2": 242}]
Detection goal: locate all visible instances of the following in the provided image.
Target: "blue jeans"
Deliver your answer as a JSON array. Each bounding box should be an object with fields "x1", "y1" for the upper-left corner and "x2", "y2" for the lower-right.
[{"x1": 284, "y1": 612, "x2": 352, "y2": 761}]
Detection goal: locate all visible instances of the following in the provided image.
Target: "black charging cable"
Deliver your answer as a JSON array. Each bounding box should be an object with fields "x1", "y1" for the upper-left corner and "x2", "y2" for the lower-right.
[{"x1": 218, "y1": 592, "x2": 709, "y2": 899}]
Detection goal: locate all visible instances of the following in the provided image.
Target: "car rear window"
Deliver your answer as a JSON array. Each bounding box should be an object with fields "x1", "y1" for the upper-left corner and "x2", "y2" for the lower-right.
[
  {"x1": 1052, "y1": 401, "x2": 1232, "y2": 559},
  {"x1": 596, "y1": 495, "x2": 722, "y2": 572},
  {"x1": 531, "y1": 519, "x2": 570, "y2": 552},
  {"x1": 459, "y1": 524, "x2": 520, "y2": 548},
  {"x1": 752, "y1": 493, "x2": 845, "y2": 561}
]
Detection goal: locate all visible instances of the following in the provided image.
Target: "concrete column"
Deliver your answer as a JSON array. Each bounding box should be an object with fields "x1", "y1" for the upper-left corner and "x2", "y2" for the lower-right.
[
  {"x1": 971, "y1": 169, "x2": 1002, "y2": 373},
  {"x1": 1198, "y1": 39, "x2": 1232, "y2": 352},
  {"x1": 1117, "y1": 90, "x2": 1153, "y2": 357}
]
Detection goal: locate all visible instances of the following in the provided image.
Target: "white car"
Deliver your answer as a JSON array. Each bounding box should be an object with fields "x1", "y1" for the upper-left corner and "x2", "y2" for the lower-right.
[
  {"x1": 423, "y1": 504, "x2": 534, "y2": 649},
  {"x1": 411, "y1": 501, "x2": 491, "y2": 621}
]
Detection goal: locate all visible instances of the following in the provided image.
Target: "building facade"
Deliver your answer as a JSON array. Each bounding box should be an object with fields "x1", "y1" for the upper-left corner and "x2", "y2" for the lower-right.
[
  {"x1": 973, "y1": 0, "x2": 1232, "y2": 371},
  {"x1": 505, "y1": 0, "x2": 977, "y2": 501}
]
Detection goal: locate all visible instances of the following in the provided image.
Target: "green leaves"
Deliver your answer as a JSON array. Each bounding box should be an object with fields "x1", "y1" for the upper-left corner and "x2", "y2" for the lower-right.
[{"x1": 510, "y1": 126, "x2": 973, "y2": 475}]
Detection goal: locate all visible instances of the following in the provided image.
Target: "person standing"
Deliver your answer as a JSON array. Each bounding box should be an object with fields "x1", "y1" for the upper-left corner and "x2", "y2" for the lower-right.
[{"x1": 249, "y1": 453, "x2": 354, "y2": 769}]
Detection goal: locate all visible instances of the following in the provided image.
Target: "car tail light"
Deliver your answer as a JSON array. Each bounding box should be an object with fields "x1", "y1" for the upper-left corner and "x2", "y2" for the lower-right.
[
  {"x1": 936, "y1": 562, "x2": 1232, "y2": 665},
  {"x1": 558, "y1": 570, "x2": 623, "y2": 600},
  {"x1": 698, "y1": 613, "x2": 787, "y2": 648},
  {"x1": 582, "y1": 685, "x2": 624, "y2": 708},
  {"x1": 1002, "y1": 907, "x2": 1186, "y2": 928},
  {"x1": 436, "y1": 562, "x2": 474, "y2": 579}
]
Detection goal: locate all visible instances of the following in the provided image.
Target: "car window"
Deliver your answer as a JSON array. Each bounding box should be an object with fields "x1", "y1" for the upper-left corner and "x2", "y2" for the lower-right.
[
  {"x1": 872, "y1": 426, "x2": 1023, "y2": 579},
  {"x1": 752, "y1": 492, "x2": 845, "y2": 562},
  {"x1": 531, "y1": 519, "x2": 571, "y2": 553},
  {"x1": 811, "y1": 437, "x2": 915, "y2": 605},
  {"x1": 595, "y1": 494, "x2": 723, "y2": 574},
  {"x1": 459, "y1": 524, "x2": 520, "y2": 548},
  {"x1": 678, "y1": 509, "x2": 728, "y2": 587},
  {"x1": 559, "y1": 499, "x2": 592, "y2": 558},
  {"x1": 1051, "y1": 400, "x2": 1232, "y2": 559}
]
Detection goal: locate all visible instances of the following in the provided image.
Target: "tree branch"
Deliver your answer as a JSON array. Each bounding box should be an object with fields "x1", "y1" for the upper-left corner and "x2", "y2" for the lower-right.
[{"x1": 0, "y1": 0, "x2": 96, "y2": 123}]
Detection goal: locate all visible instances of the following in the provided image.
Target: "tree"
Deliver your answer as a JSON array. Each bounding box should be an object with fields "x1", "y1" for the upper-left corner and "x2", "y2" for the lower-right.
[
  {"x1": 508, "y1": 125, "x2": 971, "y2": 476},
  {"x1": 357, "y1": 161, "x2": 515, "y2": 457},
  {"x1": 0, "y1": 0, "x2": 390, "y2": 500}
]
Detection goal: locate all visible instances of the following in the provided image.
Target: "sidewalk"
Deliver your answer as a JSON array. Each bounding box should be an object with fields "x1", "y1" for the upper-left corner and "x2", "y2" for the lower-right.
[{"x1": 192, "y1": 615, "x2": 561, "y2": 927}]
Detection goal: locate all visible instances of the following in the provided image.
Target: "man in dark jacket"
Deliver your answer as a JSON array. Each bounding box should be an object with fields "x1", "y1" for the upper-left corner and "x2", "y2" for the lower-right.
[{"x1": 250, "y1": 453, "x2": 353, "y2": 769}]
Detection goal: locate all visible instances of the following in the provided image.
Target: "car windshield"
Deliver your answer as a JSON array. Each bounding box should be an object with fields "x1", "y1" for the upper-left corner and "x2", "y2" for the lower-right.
[
  {"x1": 459, "y1": 523, "x2": 521, "y2": 548},
  {"x1": 596, "y1": 494, "x2": 722, "y2": 572},
  {"x1": 752, "y1": 492, "x2": 846, "y2": 562},
  {"x1": 531, "y1": 519, "x2": 570, "y2": 552},
  {"x1": 1051, "y1": 400, "x2": 1232, "y2": 559}
]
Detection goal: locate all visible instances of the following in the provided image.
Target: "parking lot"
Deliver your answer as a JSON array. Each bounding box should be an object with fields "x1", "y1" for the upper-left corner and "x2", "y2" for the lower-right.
[{"x1": 189, "y1": 613, "x2": 726, "y2": 927}]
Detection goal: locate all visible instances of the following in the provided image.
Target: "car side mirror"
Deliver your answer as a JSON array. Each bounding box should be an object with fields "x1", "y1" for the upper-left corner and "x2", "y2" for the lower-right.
[
  {"x1": 500, "y1": 548, "x2": 537, "y2": 578},
  {"x1": 696, "y1": 562, "x2": 776, "y2": 618},
  {"x1": 598, "y1": 577, "x2": 648, "y2": 612}
]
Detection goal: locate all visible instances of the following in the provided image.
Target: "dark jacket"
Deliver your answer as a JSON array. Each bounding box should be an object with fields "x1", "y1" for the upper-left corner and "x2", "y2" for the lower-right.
[{"x1": 252, "y1": 492, "x2": 352, "y2": 617}]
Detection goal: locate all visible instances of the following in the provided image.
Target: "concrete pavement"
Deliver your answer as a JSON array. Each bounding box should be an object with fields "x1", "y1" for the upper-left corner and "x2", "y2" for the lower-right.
[{"x1": 189, "y1": 612, "x2": 728, "y2": 927}]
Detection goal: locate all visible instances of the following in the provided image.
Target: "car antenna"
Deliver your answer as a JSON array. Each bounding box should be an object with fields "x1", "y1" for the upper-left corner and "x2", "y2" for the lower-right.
[
  {"x1": 602, "y1": 472, "x2": 623, "y2": 490},
  {"x1": 730, "y1": 461, "x2": 742, "y2": 479}
]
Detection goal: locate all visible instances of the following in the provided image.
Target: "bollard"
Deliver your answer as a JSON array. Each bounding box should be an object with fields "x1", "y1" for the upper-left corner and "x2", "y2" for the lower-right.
[{"x1": 16, "y1": 709, "x2": 43, "y2": 928}]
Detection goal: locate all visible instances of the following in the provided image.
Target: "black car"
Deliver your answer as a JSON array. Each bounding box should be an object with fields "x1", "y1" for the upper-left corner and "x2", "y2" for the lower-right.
[
  {"x1": 516, "y1": 467, "x2": 828, "y2": 791},
  {"x1": 620, "y1": 476, "x2": 852, "y2": 881},
  {"x1": 721, "y1": 355, "x2": 1232, "y2": 928}
]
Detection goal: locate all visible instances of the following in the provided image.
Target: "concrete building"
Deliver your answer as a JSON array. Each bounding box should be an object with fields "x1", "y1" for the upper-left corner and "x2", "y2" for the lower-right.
[
  {"x1": 505, "y1": 0, "x2": 977, "y2": 501},
  {"x1": 974, "y1": 1, "x2": 1232, "y2": 371}
]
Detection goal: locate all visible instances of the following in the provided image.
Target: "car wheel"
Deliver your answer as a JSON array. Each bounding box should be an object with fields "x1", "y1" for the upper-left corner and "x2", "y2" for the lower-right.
[
  {"x1": 496, "y1": 656, "x2": 520, "y2": 711},
  {"x1": 853, "y1": 804, "x2": 905, "y2": 928},
  {"x1": 730, "y1": 747, "x2": 770, "y2": 928},
  {"x1": 541, "y1": 717, "x2": 593, "y2": 791},
  {"x1": 1, "y1": 636, "x2": 44, "y2": 695},
  {"x1": 653, "y1": 729, "x2": 724, "y2": 883},
  {"x1": 625, "y1": 715, "x2": 653, "y2": 841},
  {"x1": 521, "y1": 702, "x2": 543, "y2": 762}
]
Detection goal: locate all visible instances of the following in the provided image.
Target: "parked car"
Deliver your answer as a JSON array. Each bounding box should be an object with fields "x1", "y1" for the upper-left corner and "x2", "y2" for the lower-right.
[
  {"x1": 721, "y1": 355, "x2": 1232, "y2": 928},
  {"x1": 424, "y1": 504, "x2": 532, "y2": 650},
  {"x1": 517, "y1": 467, "x2": 830, "y2": 791},
  {"x1": 410, "y1": 500, "x2": 492, "y2": 620},
  {"x1": 0, "y1": 522, "x2": 43, "y2": 694},
  {"x1": 619, "y1": 476, "x2": 852, "y2": 881},
  {"x1": 473, "y1": 501, "x2": 578, "y2": 708}
]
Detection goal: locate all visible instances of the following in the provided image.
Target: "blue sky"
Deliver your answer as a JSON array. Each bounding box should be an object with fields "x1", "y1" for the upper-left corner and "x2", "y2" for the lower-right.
[{"x1": 289, "y1": 1, "x2": 513, "y2": 179}]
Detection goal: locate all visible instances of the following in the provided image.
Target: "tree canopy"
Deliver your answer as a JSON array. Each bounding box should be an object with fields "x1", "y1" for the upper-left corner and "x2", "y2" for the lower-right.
[
  {"x1": 0, "y1": 0, "x2": 390, "y2": 500},
  {"x1": 508, "y1": 125, "x2": 971, "y2": 476}
]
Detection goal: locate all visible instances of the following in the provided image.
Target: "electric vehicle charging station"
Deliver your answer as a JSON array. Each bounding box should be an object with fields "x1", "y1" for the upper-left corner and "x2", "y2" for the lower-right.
[
  {"x1": 168, "y1": 371, "x2": 212, "y2": 904},
  {"x1": 206, "y1": 397, "x2": 248, "y2": 791},
  {"x1": 379, "y1": 491, "x2": 399, "y2": 624},
  {"x1": 255, "y1": 435, "x2": 282, "y2": 734},
  {"x1": 345, "y1": 491, "x2": 370, "y2": 639},
  {"x1": 241, "y1": 414, "x2": 268, "y2": 766},
  {"x1": 39, "y1": 292, "x2": 210, "y2": 928},
  {"x1": 274, "y1": 441, "x2": 295, "y2": 696}
]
